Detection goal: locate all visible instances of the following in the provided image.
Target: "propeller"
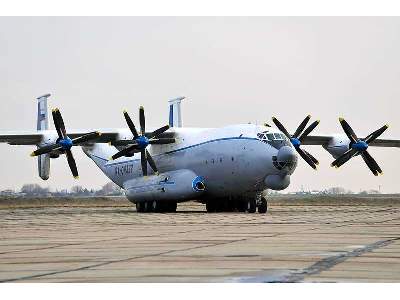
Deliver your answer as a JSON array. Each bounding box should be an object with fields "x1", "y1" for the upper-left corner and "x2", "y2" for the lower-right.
[
  {"x1": 30, "y1": 108, "x2": 102, "y2": 179},
  {"x1": 272, "y1": 115, "x2": 320, "y2": 169},
  {"x1": 110, "y1": 106, "x2": 175, "y2": 176},
  {"x1": 331, "y1": 118, "x2": 389, "y2": 176}
]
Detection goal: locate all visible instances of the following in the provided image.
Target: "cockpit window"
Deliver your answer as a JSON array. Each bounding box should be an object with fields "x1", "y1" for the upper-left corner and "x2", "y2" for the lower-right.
[
  {"x1": 266, "y1": 133, "x2": 274, "y2": 140},
  {"x1": 279, "y1": 133, "x2": 288, "y2": 140},
  {"x1": 273, "y1": 133, "x2": 283, "y2": 140}
]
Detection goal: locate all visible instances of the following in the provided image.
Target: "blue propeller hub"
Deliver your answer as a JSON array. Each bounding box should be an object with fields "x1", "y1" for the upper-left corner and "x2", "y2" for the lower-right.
[
  {"x1": 136, "y1": 135, "x2": 149, "y2": 149},
  {"x1": 290, "y1": 137, "x2": 301, "y2": 149},
  {"x1": 352, "y1": 140, "x2": 368, "y2": 152},
  {"x1": 59, "y1": 137, "x2": 73, "y2": 150}
]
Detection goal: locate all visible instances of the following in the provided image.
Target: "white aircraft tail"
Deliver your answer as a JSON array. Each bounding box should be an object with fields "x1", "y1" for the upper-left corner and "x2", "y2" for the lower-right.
[
  {"x1": 36, "y1": 94, "x2": 51, "y2": 180},
  {"x1": 168, "y1": 96, "x2": 185, "y2": 127}
]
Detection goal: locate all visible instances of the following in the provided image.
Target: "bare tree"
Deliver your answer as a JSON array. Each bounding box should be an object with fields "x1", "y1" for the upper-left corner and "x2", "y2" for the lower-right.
[{"x1": 20, "y1": 184, "x2": 49, "y2": 196}]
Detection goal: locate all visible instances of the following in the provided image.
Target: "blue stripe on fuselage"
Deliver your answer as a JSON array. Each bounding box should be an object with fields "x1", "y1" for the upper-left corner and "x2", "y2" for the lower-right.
[{"x1": 103, "y1": 136, "x2": 259, "y2": 167}]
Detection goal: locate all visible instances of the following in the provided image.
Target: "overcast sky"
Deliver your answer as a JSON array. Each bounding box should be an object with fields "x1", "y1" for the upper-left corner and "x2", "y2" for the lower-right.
[{"x1": 0, "y1": 17, "x2": 400, "y2": 193}]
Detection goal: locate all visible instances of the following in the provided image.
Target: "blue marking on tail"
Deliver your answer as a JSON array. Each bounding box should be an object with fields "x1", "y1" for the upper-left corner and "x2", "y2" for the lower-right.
[{"x1": 169, "y1": 104, "x2": 173, "y2": 127}]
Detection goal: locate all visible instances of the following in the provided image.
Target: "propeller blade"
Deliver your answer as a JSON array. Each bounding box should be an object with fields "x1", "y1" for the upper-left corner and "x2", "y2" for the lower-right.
[
  {"x1": 141, "y1": 149, "x2": 147, "y2": 176},
  {"x1": 293, "y1": 115, "x2": 311, "y2": 138},
  {"x1": 146, "y1": 125, "x2": 170, "y2": 139},
  {"x1": 296, "y1": 148, "x2": 317, "y2": 170},
  {"x1": 31, "y1": 144, "x2": 63, "y2": 157},
  {"x1": 303, "y1": 149, "x2": 319, "y2": 166},
  {"x1": 298, "y1": 120, "x2": 320, "y2": 142},
  {"x1": 54, "y1": 109, "x2": 68, "y2": 139},
  {"x1": 271, "y1": 117, "x2": 291, "y2": 139},
  {"x1": 149, "y1": 138, "x2": 176, "y2": 145},
  {"x1": 110, "y1": 145, "x2": 140, "y2": 160},
  {"x1": 123, "y1": 110, "x2": 139, "y2": 139},
  {"x1": 111, "y1": 140, "x2": 139, "y2": 146},
  {"x1": 139, "y1": 106, "x2": 145, "y2": 136},
  {"x1": 146, "y1": 149, "x2": 158, "y2": 174},
  {"x1": 361, "y1": 150, "x2": 382, "y2": 176},
  {"x1": 364, "y1": 124, "x2": 389, "y2": 144},
  {"x1": 331, "y1": 148, "x2": 358, "y2": 168},
  {"x1": 339, "y1": 118, "x2": 358, "y2": 143},
  {"x1": 65, "y1": 149, "x2": 79, "y2": 179},
  {"x1": 71, "y1": 131, "x2": 102, "y2": 145},
  {"x1": 52, "y1": 109, "x2": 64, "y2": 139}
]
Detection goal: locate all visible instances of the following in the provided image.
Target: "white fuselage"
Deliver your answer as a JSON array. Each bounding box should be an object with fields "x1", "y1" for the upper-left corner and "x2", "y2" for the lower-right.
[{"x1": 84, "y1": 124, "x2": 298, "y2": 202}]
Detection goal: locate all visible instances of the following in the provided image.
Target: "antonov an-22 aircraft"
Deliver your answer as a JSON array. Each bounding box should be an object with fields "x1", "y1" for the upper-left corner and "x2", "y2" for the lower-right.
[{"x1": 1, "y1": 94, "x2": 400, "y2": 213}]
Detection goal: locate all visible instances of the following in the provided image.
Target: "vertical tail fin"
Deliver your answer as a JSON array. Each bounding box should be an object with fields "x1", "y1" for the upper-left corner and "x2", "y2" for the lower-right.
[
  {"x1": 36, "y1": 94, "x2": 51, "y2": 180},
  {"x1": 168, "y1": 96, "x2": 185, "y2": 127},
  {"x1": 37, "y1": 94, "x2": 50, "y2": 130}
]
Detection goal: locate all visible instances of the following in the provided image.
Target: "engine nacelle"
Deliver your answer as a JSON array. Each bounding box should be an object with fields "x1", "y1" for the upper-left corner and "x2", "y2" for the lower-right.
[
  {"x1": 322, "y1": 134, "x2": 350, "y2": 159},
  {"x1": 124, "y1": 169, "x2": 206, "y2": 203}
]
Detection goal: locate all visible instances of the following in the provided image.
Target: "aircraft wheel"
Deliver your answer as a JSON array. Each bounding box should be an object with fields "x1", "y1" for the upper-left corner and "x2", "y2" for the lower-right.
[
  {"x1": 136, "y1": 202, "x2": 144, "y2": 213},
  {"x1": 206, "y1": 200, "x2": 216, "y2": 213},
  {"x1": 168, "y1": 202, "x2": 177, "y2": 212},
  {"x1": 151, "y1": 200, "x2": 160, "y2": 212},
  {"x1": 246, "y1": 199, "x2": 256, "y2": 213},
  {"x1": 258, "y1": 197, "x2": 268, "y2": 214},
  {"x1": 226, "y1": 200, "x2": 236, "y2": 212},
  {"x1": 237, "y1": 201, "x2": 247, "y2": 212},
  {"x1": 143, "y1": 201, "x2": 152, "y2": 213}
]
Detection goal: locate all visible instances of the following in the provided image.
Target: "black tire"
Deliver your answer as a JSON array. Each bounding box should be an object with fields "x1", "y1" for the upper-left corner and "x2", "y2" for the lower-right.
[
  {"x1": 258, "y1": 198, "x2": 268, "y2": 214},
  {"x1": 226, "y1": 200, "x2": 236, "y2": 212},
  {"x1": 167, "y1": 202, "x2": 177, "y2": 212},
  {"x1": 151, "y1": 200, "x2": 160, "y2": 213},
  {"x1": 206, "y1": 200, "x2": 216, "y2": 213},
  {"x1": 136, "y1": 202, "x2": 143, "y2": 213},
  {"x1": 246, "y1": 199, "x2": 256, "y2": 213},
  {"x1": 237, "y1": 201, "x2": 247, "y2": 212},
  {"x1": 215, "y1": 201, "x2": 224, "y2": 212},
  {"x1": 143, "y1": 201, "x2": 151, "y2": 213}
]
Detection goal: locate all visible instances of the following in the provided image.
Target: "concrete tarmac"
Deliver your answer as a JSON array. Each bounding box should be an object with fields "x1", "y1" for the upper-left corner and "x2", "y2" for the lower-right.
[{"x1": 0, "y1": 199, "x2": 399, "y2": 282}]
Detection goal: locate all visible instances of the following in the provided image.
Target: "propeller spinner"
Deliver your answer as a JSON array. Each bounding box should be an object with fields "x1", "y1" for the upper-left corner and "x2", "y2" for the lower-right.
[
  {"x1": 30, "y1": 108, "x2": 102, "y2": 179},
  {"x1": 110, "y1": 106, "x2": 175, "y2": 176},
  {"x1": 331, "y1": 118, "x2": 389, "y2": 176},
  {"x1": 271, "y1": 115, "x2": 320, "y2": 169}
]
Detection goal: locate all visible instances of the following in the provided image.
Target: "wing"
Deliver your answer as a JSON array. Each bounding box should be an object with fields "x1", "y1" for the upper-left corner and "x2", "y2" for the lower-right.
[
  {"x1": 0, "y1": 132, "x2": 44, "y2": 145},
  {"x1": 301, "y1": 134, "x2": 400, "y2": 148},
  {"x1": 368, "y1": 139, "x2": 400, "y2": 148},
  {"x1": 300, "y1": 135, "x2": 332, "y2": 146},
  {"x1": 0, "y1": 129, "x2": 175, "y2": 146}
]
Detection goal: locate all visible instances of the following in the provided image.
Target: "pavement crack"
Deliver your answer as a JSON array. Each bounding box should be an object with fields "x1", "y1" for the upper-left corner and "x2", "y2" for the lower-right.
[{"x1": 269, "y1": 237, "x2": 400, "y2": 283}]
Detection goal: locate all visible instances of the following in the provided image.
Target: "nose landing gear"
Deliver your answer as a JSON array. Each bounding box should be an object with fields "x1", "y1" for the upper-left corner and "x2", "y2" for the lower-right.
[{"x1": 257, "y1": 197, "x2": 268, "y2": 214}]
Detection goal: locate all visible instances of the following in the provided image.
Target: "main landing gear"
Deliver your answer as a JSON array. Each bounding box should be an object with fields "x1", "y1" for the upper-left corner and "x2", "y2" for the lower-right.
[
  {"x1": 136, "y1": 201, "x2": 177, "y2": 213},
  {"x1": 205, "y1": 196, "x2": 268, "y2": 214}
]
